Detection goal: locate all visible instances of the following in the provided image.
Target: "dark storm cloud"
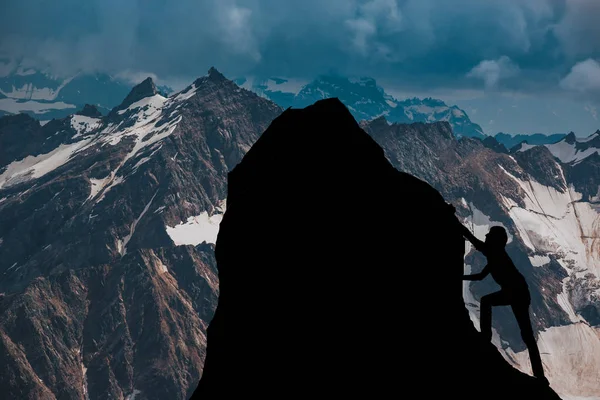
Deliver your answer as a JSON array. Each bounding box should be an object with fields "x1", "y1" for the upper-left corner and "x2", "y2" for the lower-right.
[{"x1": 0, "y1": 0, "x2": 599, "y2": 97}]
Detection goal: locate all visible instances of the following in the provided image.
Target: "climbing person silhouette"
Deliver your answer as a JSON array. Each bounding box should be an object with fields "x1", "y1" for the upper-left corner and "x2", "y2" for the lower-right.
[{"x1": 448, "y1": 206, "x2": 549, "y2": 385}]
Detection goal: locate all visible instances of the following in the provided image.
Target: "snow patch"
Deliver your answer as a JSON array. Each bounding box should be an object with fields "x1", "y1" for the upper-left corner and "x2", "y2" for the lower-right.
[
  {"x1": 173, "y1": 84, "x2": 197, "y2": 102},
  {"x1": 0, "y1": 98, "x2": 76, "y2": 114},
  {"x1": 87, "y1": 178, "x2": 109, "y2": 201},
  {"x1": 125, "y1": 389, "x2": 142, "y2": 400},
  {"x1": 517, "y1": 143, "x2": 537, "y2": 152},
  {"x1": 529, "y1": 255, "x2": 551, "y2": 267},
  {"x1": 0, "y1": 138, "x2": 93, "y2": 189},
  {"x1": 166, "y1": 200, "x2": 226, "y2": 246},
  {"x1": 0, "y1": 76, "x2": 74, "y2": 101},
  {"x1": 154, "y1": 255, "x2": 168, "y2": 274},
  {"x1": 91, "y1": 98, "x2": 180, "y2": 201},
  {"x1": 120, "y1": 191, "x2": 158, "y2": 256},
  {"x1": 82, "y1": 362, "x2": 89, "y2": 400},
  {"x1": 545, "y1": 141, "x2": 600, "y2": 164},
  {"x1": 117, "y1": 94, "x2": 166, "y2": 115},
  {"x1": 506, "y1": 323, "x2": 600, "y2": 399},
  {"x1": 71, "y1": 115, "x2": 102, "y2": 138},
  {"x1": 578, "y1": 132, "x2": 600, "y2": 143},
  {"x1": 95, "y1": 176, "x2": 124, "y2": 203}
]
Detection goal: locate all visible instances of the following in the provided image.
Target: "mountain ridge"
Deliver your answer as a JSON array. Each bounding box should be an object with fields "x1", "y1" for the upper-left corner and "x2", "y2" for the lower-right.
[{"x1": 1, "y1": 67, "x2": 598, "y2": 400}]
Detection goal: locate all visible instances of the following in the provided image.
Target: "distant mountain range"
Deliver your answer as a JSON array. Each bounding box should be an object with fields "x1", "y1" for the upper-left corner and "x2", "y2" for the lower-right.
[
  {"x1": 0, "y1": 69, "x2": 173, "y2": 121},
  {"x1": 493, "y1": 132, "x2": 568, "y2": 151},
  {"x1": 236, "y1": 75, "x2": 486, "y2": 138},
  {"x1": 4, "y1": 66, "x2": 594, "y2": 144}
]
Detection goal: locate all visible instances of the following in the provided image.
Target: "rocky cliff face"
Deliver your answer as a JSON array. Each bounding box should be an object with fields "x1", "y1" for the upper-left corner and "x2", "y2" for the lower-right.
[
  {"x1": 361, "y1": 118, "x2": 600, "y2": 399},
  {"x1": 0, "y1": 67, "x2": 282, "y2": 400},
  {"x1": 192, "y1": 98, "x2": 560, "y2": 399}
]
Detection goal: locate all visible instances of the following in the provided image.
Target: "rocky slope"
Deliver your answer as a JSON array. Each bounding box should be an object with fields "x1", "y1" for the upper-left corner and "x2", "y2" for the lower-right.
[
  {"x1": 192, "y1": 98, "x2": 559, "y2": 399},
  {"x1": 0, "y1": 67, "x2": 281, "y2": 400},
  {"x1": 361, "y1": 118, "x2": 600, "y2": 399}
]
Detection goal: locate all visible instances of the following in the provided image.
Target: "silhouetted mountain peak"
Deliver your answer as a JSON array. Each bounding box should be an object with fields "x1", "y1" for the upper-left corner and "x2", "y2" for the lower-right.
[
  {"x1": 243, "y1": 97, "x2": 380, "y2": 164},
  {"x1": 193, "y1": 98, "x2": 562, "y2": 400},
  {"x1": 76, "y1": 104, "x2": 102, "y2": 118}
]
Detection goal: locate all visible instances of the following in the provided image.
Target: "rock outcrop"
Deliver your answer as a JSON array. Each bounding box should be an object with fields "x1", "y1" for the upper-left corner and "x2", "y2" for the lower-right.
[{"x1": 192, "y1": 98, "x2": 561, "y2": 399}]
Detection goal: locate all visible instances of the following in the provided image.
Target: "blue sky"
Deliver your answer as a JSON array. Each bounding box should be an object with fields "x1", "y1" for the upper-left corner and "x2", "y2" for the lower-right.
[{"x1": 1, "y1": 0, "x2": 599, "y2": 135}]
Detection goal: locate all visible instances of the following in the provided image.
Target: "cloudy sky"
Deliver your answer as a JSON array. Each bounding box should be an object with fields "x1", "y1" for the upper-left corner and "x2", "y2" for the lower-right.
[{"x1": 1, "y1": 0, "x2": 599, "y2": 135}]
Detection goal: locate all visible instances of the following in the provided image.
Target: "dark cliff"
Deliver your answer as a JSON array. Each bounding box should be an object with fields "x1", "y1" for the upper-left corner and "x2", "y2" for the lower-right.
[{"x1": 191, "y1": 98, "x2": 560, "y2": 399}]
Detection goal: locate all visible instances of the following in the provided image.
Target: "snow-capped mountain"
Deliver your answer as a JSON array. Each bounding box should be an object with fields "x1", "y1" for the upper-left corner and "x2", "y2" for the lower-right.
[
  {"x1": 525, "y1": 131, "x2": 600, "y2": 166},
  {"x1": 362, "y1": 118, "x2": 600, "y2": 399},
  {"x1": 0, "y1": 67, "x2": 281, "y2": 400},
  {"x1": 237, "y1": 74, "x2": 485, "y2": 139},
  {"x1": 1, "y1": 67, "x2": 598, "y2": 399},
  {"x1": 0, "y1": 67, "x2": 173, "y2": 121}
]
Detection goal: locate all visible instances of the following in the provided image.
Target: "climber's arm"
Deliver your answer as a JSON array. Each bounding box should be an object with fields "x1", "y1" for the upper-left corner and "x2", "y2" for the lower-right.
[
  {"x1": 462, "y1": 264, "x2": 490, "y2": 281},
  {"x1": 459, "y1": 224, "x2": 487, "y2": 254}
]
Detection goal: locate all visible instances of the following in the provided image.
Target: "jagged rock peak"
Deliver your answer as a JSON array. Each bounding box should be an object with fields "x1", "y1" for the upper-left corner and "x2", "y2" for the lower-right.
[
  {"x1": 482, "y1": 135, "x2": 509, "y2": 154},
  {"x1": 114, "y1": 77, "x2": 158, "y2": 111},
  {"x1": 564, "y1": 132, "x2": 577, "y2": 144},
  {"x1": 586, "y1": 129, "x2": 600, "y2": 139},
  {"x1": 191, "y1": 67, "x2": 230, "y2": 88},
  {"x1": 207, "y1": 66, "x2": 227, "y2": 81},
  {"x1": 76, "y1": 104, "x2": 102, "y2": 118}
]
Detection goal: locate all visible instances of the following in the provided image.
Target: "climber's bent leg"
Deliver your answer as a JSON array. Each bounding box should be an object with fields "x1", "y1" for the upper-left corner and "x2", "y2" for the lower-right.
[{"x1": 479, "y1": 290, "x2": 510, "y2": 342}]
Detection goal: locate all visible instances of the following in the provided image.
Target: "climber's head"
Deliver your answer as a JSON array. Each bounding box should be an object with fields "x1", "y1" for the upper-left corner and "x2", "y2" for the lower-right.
[{"x1": 485, "y1": 226, "x2": 508, "y2": 249}]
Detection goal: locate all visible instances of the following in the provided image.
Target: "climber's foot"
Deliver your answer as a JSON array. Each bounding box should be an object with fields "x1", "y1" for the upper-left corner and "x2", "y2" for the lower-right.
[{"x1": 536, "y1": 376, "x2": 550, "y2": 386}]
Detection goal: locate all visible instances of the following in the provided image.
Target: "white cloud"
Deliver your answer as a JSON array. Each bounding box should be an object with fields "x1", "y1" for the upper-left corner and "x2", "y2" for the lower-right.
[
  {"x1": 466, "y1": 56, "x2": 520, "y2": 90},
  {"x1": 560, "y1": 59, "x2": 600, "y2": 94}
]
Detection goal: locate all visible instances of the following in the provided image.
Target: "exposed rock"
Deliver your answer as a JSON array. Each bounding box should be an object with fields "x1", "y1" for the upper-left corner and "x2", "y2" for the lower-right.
[
  {"x1": 111, "y1": 77, "x2": 158, "y2": 115},
  {"x1": 76, "y1": 104, "x2": 103, "y2": 118},
  {"x1": 0, "y1": 68, "x2": 282, "y2": 400}
]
